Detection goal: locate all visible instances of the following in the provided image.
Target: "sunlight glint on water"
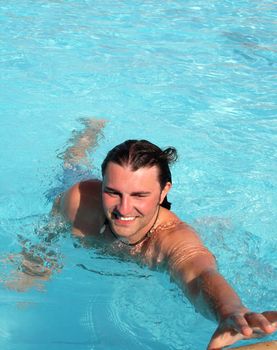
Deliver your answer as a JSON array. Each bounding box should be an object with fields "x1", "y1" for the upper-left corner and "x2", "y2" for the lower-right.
[{"x1": 0, "y1": 1, "x2": 276, "y2": 349}]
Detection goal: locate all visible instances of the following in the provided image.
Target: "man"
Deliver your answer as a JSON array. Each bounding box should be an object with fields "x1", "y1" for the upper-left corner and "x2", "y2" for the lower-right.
[{"x1": 53, "y1": 120, "x2": 276, "y2": 349}]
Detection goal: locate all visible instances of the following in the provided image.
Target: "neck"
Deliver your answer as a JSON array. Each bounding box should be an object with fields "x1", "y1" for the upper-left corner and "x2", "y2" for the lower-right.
[{"x1": 109, "y1": 206, "x2": 160, "y2": 247}]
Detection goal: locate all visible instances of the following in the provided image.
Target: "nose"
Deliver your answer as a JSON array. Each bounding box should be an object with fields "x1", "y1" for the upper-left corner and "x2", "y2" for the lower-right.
[{"x1": 116, "y1": 195, "x2": 132, "y2": 216}]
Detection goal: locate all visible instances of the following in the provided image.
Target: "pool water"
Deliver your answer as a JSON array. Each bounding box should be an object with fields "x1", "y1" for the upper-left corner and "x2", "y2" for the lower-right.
[{"x1": 0, "y1": 1, "x2": 276, "y2": 349}]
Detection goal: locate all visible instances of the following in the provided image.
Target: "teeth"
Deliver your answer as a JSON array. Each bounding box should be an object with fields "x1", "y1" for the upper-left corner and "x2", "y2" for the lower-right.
[{"x1": 118, "y1": 216, "x2": 135, "y2": 221}]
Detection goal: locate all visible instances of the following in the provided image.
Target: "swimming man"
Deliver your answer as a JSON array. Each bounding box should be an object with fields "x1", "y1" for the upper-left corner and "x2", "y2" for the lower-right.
[{"x1": 53, "y1": 119, "x2": 277, "y2": 349}]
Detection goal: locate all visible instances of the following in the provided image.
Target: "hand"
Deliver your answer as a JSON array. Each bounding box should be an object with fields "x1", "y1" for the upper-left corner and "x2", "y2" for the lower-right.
[
  {"x1": 2, "y1": 251, "x2": 59, "y2": 292},
  {"x1": 5, "y1": 270, "x2": 49, "y2": 292},
  {"x1": 207, "y1": 311, "x2": 277, "y2": 350}
]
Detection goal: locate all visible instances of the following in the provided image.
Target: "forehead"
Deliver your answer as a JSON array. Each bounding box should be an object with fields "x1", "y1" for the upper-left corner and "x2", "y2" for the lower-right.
[{"x1": 103, "y1": 162, "x2": 160, "y2": 190}]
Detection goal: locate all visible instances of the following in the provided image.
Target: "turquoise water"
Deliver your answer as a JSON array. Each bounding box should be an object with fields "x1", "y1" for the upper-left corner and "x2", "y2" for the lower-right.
[{"x1": 0, "y1": 1, "x2": 276, "y2": 349}]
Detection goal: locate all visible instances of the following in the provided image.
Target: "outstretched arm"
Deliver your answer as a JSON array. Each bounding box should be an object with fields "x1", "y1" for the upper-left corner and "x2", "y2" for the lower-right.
[
  {"x1": 164, "y1": 226, "x2": 277, "y2": 349},
  {"x1": 188, "y1": 267, "x2": 276, "y2": 349}
]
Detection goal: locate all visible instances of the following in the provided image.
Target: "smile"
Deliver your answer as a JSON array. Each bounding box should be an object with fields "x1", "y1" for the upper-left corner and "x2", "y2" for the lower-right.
[
  {"x1": 118, "y1": 216, "x2": 135, "y2": 221},
  {"x1": 112, "y1": 212, "x2": 137, "y2": 222}
]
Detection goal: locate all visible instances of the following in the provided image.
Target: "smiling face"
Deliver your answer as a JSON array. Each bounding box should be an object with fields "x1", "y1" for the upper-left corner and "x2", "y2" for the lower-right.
[{"x1": 102, "y1": 162, "x2": 171, "y2": 244}]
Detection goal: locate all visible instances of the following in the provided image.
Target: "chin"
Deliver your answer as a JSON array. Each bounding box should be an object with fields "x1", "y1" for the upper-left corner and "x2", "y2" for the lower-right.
[
  {"x1": 112, "y1": 226, "x2": 131, "y2": 237},
  {"x1": 112, "y1": 223, "x2": 136, "y2": 238}
]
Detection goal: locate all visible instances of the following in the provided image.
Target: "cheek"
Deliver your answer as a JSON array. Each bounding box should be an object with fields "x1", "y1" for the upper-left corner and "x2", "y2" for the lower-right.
[
  {"x1": 102, "y1": 194, "x2": 116, "y2": 210},
  {"x1": 138, "y1": 198, "x2": 160, "y2": 214}
]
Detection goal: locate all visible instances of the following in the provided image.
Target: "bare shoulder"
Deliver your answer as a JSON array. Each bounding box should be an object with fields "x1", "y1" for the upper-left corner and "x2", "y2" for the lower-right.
[
  {"x1": 58, "y1": 179, "x2": 102, "y2": 223},
  {"x1": 152, "y1": 209, "x2": 216, "y2": 279},
  {"x1": 155, "y1": 209, "x2": 203, "y2": 247}
]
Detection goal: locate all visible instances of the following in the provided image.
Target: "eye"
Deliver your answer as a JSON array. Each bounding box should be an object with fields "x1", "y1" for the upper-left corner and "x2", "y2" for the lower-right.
[
  {"x1": 104, "y1": 189, "x2": 120, "y2": 197},
  {"x1": 133, "y1": 193, "x2": 149, "y2": 198}
]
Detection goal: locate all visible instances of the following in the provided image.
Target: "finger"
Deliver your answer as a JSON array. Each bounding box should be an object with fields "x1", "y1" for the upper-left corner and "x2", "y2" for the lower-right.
[
  {"x1": 228, "y1": 314, "x2": 253, "y2": 336},
  {"x1": 262, "y1": 311, "x2": 277, "y2": 324},
  {"x1": 245, "y1": 312, "x2": 276, "y2": 334}
]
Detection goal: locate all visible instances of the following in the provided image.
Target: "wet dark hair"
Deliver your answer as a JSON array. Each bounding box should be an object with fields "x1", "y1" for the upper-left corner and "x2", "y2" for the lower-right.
[{"x1": 101, "y1": 140, "x2": 178, "y2": 209}]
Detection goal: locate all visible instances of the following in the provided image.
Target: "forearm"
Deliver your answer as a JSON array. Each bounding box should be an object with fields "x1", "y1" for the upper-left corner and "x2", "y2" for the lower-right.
[
  {"x1": 185, "y1": 268, "x2": 248, "y2": 322},
  {"x1": 166, "y1": 236, "x2": 247, "y2": 322}
]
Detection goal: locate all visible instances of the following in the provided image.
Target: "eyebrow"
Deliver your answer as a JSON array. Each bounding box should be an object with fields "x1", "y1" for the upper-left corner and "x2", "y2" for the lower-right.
[{"x1": 104, "y1": 186, "x2": 151, "y2": 196}]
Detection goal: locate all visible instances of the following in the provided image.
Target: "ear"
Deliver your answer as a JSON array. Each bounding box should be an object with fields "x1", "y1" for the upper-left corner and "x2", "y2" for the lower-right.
[{"x1": 159, "y1": 182, "x2": 172, "y2": 204}]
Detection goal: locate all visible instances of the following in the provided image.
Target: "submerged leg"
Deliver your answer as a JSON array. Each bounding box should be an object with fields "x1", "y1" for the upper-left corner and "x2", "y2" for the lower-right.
[
  {"x1": 61, "y1": 118, "x2": 106, "y2": 169},
  {"x1": 45, "y1": 117, "x2": 106, "y2": 202}
]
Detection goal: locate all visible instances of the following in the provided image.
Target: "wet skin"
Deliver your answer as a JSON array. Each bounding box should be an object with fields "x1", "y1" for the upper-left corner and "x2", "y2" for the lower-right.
[
  {"x1": 102, "y1": 162, "x2": 171, "y2": 244},
  {"x1": 57, "y1": 163, "x2": 277, "y2": 349}
]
